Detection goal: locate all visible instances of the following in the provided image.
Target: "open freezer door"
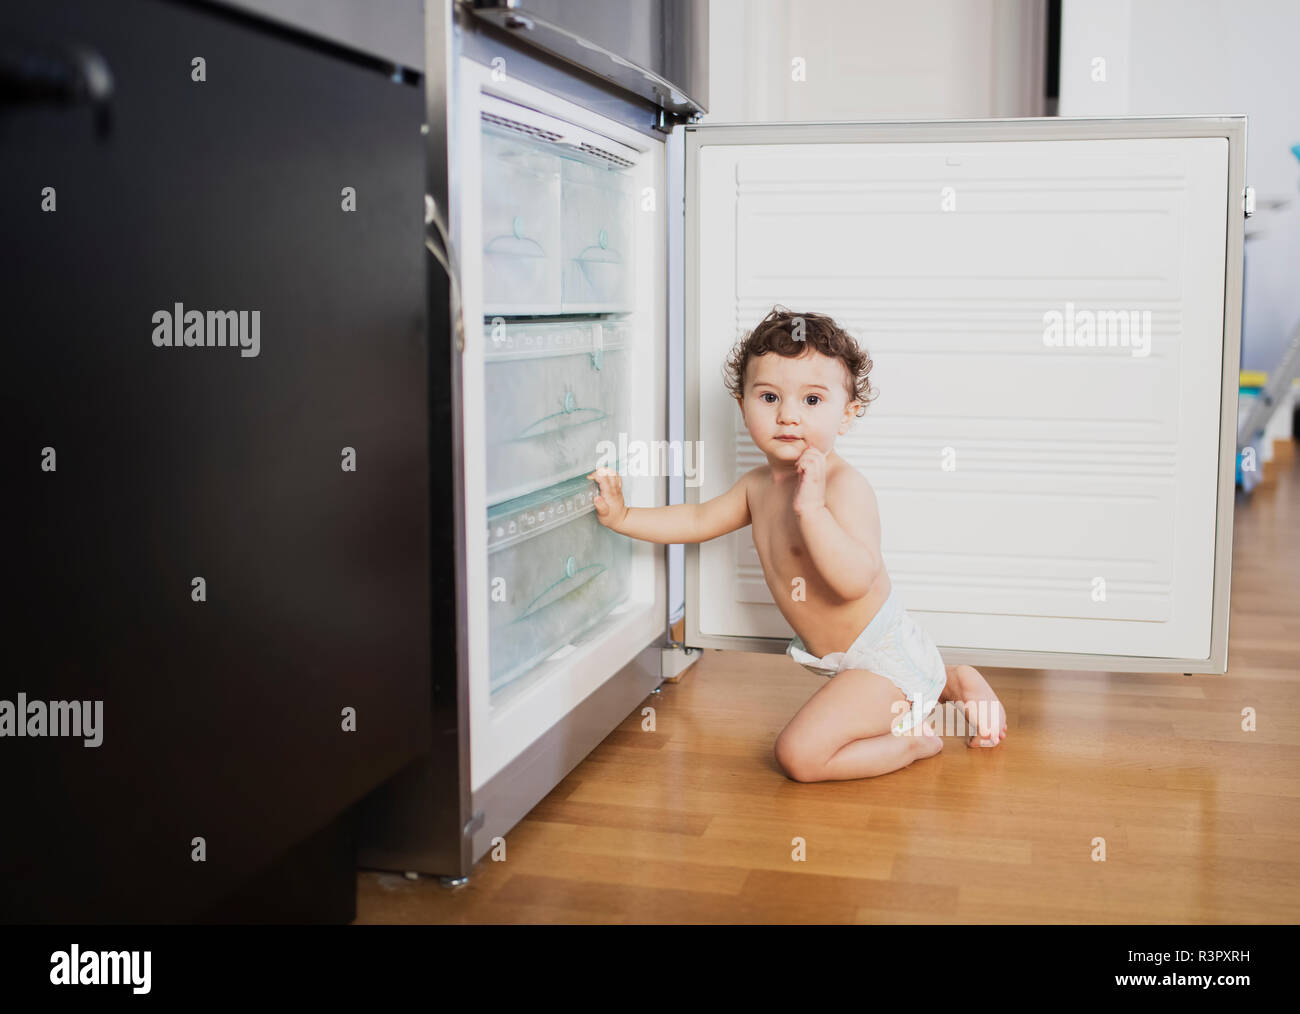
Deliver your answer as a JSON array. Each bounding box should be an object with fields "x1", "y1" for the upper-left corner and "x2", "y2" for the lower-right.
[{"x1": 684, "y1": 116, "x2": 1245, "y2": 674}]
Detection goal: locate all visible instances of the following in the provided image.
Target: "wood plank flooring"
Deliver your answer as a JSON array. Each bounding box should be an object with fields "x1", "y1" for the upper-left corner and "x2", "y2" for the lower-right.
[{"x1": 356, "y1": 448, "x2": 1300, "y2": 923}]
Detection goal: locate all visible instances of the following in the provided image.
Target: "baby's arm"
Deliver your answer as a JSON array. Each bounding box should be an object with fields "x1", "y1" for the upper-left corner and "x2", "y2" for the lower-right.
[
  {"x1": 798, "y1": 467, "x2": 883, "y2": 600},
  {"x1": 587, "y1": 466, "x2": 753, "y2": 544}
]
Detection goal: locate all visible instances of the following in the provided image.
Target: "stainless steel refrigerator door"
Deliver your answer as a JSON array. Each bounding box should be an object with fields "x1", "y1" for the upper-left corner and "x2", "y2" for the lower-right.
[{"x1": 684, "y1": 116, "x2": 1245, "y2": 675}]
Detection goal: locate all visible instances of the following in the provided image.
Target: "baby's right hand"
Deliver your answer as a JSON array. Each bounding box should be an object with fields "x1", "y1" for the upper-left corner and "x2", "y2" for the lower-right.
[{"x1": 587, "y1": 466, "x2": 628, "y2": 529}]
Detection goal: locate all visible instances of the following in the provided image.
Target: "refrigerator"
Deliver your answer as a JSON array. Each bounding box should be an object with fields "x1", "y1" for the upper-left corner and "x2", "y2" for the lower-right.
[{"x1": 358, "y1": 0, "x2": 1246, "y2": 880}]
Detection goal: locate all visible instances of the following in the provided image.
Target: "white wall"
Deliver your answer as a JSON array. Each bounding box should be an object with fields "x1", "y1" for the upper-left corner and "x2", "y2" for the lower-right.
[
  {"x1": 705, "y1": 0, "x2": 1047, "y2": 122},
  {"x1": 1060, "y1": 0, "x2": 1300, "y2": 374}
]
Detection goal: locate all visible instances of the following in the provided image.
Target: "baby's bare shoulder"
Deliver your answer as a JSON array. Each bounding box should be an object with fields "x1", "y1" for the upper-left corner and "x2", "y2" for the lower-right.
[
  {"x1": 827, "y1": 460, "x2": 875, "y2": 506},
  {"x1": 826, "y1": 463, "x2": 881, "y2": 543},
  {"x1": 742, "y1": 464, "x2": 772, "y2": 508}
]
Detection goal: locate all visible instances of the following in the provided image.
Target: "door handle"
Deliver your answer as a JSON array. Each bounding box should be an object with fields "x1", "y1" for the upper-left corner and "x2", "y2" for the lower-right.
[{"x1": 0, "y1": 42, "x2": 115, "y2": 139}]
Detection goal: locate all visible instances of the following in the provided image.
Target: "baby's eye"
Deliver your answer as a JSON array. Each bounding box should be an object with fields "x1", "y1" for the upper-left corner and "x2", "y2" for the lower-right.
[
  {"x1": 761, "y1": 392, "x2": 777, "y2": 403},
  {"x1": 805, "y1": 395, "x2": 821, "y2": 406}
]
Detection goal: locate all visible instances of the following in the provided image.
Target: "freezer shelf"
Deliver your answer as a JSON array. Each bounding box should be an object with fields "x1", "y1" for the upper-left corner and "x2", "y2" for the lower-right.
[{"x1": 486, "y1": 472, "x2": 632, "y2": 696}]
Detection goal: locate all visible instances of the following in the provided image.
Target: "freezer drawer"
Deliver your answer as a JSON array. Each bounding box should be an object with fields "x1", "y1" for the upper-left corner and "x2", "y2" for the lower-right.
[
  {"x1": 487, "y1": 473, "x2": 632, "y2": 694},
  {"x1": 560, "y1": 155, "x2": 636, "y2": 312},
  {"x1": 484, "y1": 318, "x2": 631, "y2": 504},
  {"x1": 481, "y1": 122, "x2": 639, "y2": 316},
  {"x1": 481, "y1": 125, "x2": 564, "y2": 315}
]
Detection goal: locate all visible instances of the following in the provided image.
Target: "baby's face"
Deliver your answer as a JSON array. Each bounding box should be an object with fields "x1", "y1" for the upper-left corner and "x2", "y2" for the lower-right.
[{"x1": 735, "y1": 349, "x2": 859, "y2": 464}]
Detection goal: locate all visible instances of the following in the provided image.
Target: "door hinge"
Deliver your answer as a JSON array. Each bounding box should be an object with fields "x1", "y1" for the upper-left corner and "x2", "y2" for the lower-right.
[
  {"x1": 654, "y1": 107, "x2": 704, "y2": 135},
  {"x1": 1243, "y1": 185, "x2": 1256, "y2": 218}
]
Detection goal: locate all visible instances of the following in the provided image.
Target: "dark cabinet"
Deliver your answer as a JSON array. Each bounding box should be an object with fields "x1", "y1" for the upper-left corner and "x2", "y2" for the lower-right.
[{"x1": 1, "y1": 0, "x2": 431, "y2": 922}]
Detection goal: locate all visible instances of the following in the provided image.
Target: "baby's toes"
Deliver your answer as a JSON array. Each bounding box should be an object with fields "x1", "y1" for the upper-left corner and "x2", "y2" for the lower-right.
[{"x1": 964, "y1": 707, "x2": 1003, "y2": 747}]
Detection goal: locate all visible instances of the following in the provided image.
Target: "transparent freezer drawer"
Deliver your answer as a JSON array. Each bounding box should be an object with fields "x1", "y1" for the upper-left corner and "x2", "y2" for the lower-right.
[
  {"x1": 481, "y1": 126, "x2": 563, "y2": 315},
  {"x1": 560, "y1": 156, "x2": 635, "y2": 313},
  {"x1": 487, "y1": 474, "x2": 631, "y2": 695},
  {"x1": 484, "y1": 319, "x2": 630, "y2": 505}
]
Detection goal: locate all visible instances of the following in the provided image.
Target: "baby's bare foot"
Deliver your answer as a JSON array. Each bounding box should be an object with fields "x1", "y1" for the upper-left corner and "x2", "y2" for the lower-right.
[
  {"x1": 913, "y1": 716, "x2": 944, "y2": 758},
  {"x1": 948, "y1": 665, "x2": 1007, "y2": 748}
]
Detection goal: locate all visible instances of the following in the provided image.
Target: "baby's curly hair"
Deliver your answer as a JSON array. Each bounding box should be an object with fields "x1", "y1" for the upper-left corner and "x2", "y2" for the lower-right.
[{"x1": 722, "y1": 306, "x2": 877, "y2": 418}]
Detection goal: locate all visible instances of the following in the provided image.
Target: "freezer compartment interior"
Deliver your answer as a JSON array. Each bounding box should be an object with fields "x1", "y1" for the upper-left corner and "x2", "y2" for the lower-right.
[
  {"x1": 460, "y1": 58, "x2": 666, "y2": 789},
  {"x1": 483, "y1": 318, "x2": 631, "y2": 505},
  {"x1": 486, "y1": 473, "x2": 632, "y2": 696}
]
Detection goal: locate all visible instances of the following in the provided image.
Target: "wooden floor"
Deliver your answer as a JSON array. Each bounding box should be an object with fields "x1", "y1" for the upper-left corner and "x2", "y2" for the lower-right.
[{"x1": 356, "y1": 446, "x2": 1300, "y2": 924}]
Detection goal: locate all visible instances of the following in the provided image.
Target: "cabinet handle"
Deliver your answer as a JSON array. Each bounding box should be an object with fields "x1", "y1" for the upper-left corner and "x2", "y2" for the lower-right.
[{"x1": 0, "y1": 42, "x2": 115, "y2": 139}]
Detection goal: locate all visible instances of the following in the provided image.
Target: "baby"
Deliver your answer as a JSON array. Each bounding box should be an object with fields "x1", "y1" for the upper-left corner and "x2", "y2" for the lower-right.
[{"x1": 587, "y1": 306, "x2": 1006, "y2": 783}]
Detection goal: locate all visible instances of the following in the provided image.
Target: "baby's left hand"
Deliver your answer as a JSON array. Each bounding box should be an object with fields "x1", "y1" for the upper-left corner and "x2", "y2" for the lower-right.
[{"x1": 793, "y1": 446, "x2": 827, "y2": 517}]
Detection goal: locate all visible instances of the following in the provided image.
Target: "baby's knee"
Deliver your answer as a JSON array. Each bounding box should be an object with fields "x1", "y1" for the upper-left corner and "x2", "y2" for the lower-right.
[
  {"x1": 773, "y1": 739, "x2": 806, "y2": 782},
  {"x1": 773, "y1": 734, "x2": 821, "y2": 783}
]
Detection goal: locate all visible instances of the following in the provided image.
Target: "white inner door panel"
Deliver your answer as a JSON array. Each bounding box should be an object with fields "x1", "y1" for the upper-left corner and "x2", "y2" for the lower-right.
[{"x1": 694, "y1": 133, "x2": 1230, "y2": 663}]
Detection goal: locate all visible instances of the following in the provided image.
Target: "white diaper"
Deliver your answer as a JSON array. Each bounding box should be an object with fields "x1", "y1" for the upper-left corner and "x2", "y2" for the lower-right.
[{"x1": 787, "y1": 584, "x2": 948, "y2": 735}]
